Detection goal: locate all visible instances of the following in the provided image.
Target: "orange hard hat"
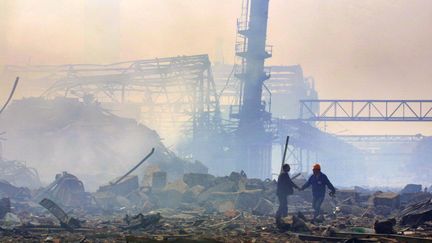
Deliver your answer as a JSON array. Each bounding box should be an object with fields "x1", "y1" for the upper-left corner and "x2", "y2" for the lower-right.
[{"x1": 312, "y1": 163, "x2": 321, "y2": 170}]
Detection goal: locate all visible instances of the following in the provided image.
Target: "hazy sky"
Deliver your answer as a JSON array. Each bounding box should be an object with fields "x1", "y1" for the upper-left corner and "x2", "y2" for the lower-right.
[{"x1": 1, "y1": 0, "x2": 432, "y2": 135}]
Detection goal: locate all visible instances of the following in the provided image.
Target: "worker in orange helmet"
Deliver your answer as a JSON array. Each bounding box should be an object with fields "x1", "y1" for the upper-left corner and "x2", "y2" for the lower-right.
[{"x1": 300, "y1": 163, "x2": 336, "y2": 221}]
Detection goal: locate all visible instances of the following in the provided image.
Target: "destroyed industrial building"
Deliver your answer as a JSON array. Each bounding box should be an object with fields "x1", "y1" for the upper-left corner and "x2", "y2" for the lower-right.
[
  {"x1": 0, "y1": 0, "x2": 431, "y2": 242},
  {"x1": 0, "y1": 97, "x2": 207, "y2": 190}
]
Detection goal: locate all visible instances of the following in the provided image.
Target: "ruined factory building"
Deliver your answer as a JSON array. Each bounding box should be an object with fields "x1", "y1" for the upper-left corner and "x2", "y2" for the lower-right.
[{"x1": 0, "y1": 0, "x2": 431, "y2": 242}]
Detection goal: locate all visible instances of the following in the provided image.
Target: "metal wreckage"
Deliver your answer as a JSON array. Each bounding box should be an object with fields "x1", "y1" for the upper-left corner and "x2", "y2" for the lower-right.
[
  {"x1": 0, "y1": 155, "x2": 432, "y2": 242},
  {"x1": 0, "y1": 80, "x2": 431, "y2": 242},
  {"x1": 1, "y1": 0, "x2": 432, "y2": 242}
]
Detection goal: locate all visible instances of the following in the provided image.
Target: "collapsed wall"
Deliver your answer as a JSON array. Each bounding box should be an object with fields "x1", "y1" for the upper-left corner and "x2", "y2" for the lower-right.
[{"x1": 0, "y1": 97, "x2": 206, "y2": 191}]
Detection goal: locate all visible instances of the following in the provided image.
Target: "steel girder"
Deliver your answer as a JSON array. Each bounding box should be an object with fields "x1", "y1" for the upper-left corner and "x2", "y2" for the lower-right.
[
  {"x1": 4, "y1": 55, "x2": 222, "y2": 139},
  {"x1": 300, "y1": 100, "x2": 432, "y2": 122}
]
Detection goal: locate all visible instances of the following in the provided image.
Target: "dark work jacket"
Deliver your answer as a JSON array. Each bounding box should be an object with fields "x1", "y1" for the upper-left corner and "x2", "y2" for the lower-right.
[
  {"x1": 277, "y1": 172, "x2": 298, "y2": 196},
  {"x1": 301, "y1": 172, "x2": 335, "y2": 198}
]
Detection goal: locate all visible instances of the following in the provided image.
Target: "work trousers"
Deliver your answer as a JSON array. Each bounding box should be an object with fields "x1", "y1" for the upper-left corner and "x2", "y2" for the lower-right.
[
  {"x1": 312, "y1": 196, "x2": 324, "y2": 219},
  {"x1": 276, "y1": 194, "x2": 288, "y2": 219}
]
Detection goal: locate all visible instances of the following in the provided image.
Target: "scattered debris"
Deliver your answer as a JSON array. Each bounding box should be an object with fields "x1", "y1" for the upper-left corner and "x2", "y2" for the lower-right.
[
  {"x1": 183, "y1": 173, "x2": 216, "y2": 188},
  {"x1": 0, "y1": 173, "x2": 426, "y2": 242},
  {"x1": 39, "y1": 198, "x2": 81, "y2": 230},
  {"x1": 1, "y1": 212, "x2": 21, "y2": 229},
  {"x1": 123, "y1": 213, "x2": 161, "y2": 230},
  {"x1": 277, "y1": 214, "x2": 311, "y2": 232},
  {"x1": 399, "y1": 197, "x2": 432, "y2": 227},
  {"x1": 0, "y1": 179, "x2": 31, "y2": 200},
  {"x1": 35, "y1": 172, "x2": 90, "y2": 208},
  {"x1": 112, "y1": 148, "x2": 155, "y2": 186},
  {"x1": 98, "y1": 175, "x2": 139, "y2": 196},
  {"x1": 0, "y1": 158, "x2": 428, "y2": 242},
  {"x1": 373, "y1": 192, "x2": 400, "y2": 209},
  {"x1": 374, "y1": 218, "x2": 396, "y2": 234},
  {"x1": 0, "y1": 98, "x2": 208, "y2": 191}
]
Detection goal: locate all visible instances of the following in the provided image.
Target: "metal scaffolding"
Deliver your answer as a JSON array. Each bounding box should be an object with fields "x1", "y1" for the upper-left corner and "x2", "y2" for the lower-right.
[{"x1": 4, "y1": 55, "x2": 223, "y2": 141}]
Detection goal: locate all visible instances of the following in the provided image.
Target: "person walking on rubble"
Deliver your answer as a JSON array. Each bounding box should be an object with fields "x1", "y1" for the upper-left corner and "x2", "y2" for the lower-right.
[
  {"x1": 276, "y1": 164, "x2": 300, "y2": 222},
  {"x1": 300, "y1": 163, "x2": 336, "y2": 221}
]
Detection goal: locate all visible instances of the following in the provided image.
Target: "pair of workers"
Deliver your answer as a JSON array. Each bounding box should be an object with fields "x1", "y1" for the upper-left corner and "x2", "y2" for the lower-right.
[{"x1": 276, "y1": 163, "x2": 336, "y2": 222}]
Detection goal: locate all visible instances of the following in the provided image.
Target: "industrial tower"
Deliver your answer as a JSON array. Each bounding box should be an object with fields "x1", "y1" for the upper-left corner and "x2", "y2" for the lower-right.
[{"x1": 233, "y1": 0, "x2": 273, "y2": 178}]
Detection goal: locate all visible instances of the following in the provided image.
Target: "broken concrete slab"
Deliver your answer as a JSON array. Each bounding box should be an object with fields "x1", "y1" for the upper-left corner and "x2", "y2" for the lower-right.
[
  {"x1": 98, "y1": 175, "x2": 139, "y2": 197},
  {"x1": 373, "y1": 192, "x2": 400, "y2": 209},
  {"x1": 197, "y1": 180, "x2": 238, "y2": 202},
  {"x1": 373, "y1": 205, "x2": 393, "y2": 217},
  {"x1": 183, "y1": 173, "x2": 215, "y2": 188},
  {"x1": 39, "y1": 198, "x2": 81, "y2": 230}
]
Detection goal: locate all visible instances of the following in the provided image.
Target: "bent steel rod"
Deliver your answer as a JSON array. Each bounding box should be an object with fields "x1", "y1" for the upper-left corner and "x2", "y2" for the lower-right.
[{"x1": 112, "y1": 148, "x2": 155, "y2": 185}]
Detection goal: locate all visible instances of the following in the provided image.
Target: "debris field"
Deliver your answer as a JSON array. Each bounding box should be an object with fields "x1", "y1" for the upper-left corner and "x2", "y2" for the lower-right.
[{"x1": 0, "y1": 168, "x2": 431, "y2": 242}]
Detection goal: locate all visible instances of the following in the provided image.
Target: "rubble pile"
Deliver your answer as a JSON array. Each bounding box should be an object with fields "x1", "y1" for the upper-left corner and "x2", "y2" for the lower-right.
[
  {"x1": 0, "y1": 97, "x2": 207, "y2": 190},
  {"x1": 0, "y1": 97, "x2": 430, "y2": 241},
  {"x1": 0, "y1": 170, "x2": 430, "y2": 242},
  {"x1": 399, "y1": 197, "x2": 432, "y2": 227}
]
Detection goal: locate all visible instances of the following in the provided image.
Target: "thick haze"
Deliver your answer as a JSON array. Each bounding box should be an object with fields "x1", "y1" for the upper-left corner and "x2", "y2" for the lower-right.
[{"x1": 1, "y1": 0, "x2": 432, "y2": 136}]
